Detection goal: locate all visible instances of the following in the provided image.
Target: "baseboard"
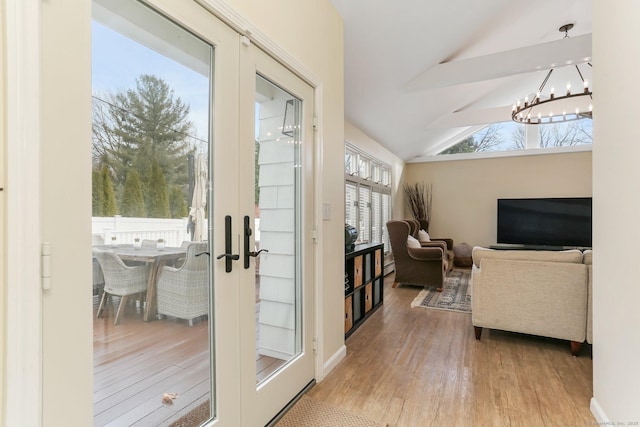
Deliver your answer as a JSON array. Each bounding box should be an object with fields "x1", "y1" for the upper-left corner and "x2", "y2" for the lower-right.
[
  {"x1": 320, "y1": 345, "x2": 346, "y2": 379},
  {"x1": 590, "y1": 397, "x2": 609, "y2": 424}
]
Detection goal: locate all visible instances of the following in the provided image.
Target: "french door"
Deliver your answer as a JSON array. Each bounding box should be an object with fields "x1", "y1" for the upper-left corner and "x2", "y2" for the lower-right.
[
  {"x1": 238, "y1": 38, "x2": 316, "y2": 426},
  {"x1": 87, "y1": 0, "x2": 315, "y2": 425}
]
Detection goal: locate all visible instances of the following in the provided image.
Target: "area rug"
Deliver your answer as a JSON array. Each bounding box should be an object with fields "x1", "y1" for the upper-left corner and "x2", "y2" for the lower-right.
[
  {"x1": 275, "y1": 395, "x2": 387, "y2": 427},
  {"x1": 410, "y1": 269, "x2": 471, "y2": 313}
]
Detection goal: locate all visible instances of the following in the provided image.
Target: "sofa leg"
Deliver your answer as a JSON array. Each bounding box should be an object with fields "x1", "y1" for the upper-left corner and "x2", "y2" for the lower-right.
[
  {"x1": 570, "y1": 341, "x2": 582, "y2": 356},
  {"x1": 474, "y1": 326, "x2": 482, "y2": 340},
  {"x1": 392, "y1": 281, "x2": 399, "y2": 288}
]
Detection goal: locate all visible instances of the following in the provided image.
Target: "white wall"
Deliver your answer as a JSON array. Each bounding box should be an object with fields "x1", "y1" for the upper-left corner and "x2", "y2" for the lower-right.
[
  {"x1": 591, "y1": 2, "x2": 640, "y2": 422},
  {"x1": 404, "y1": 151, "x2": 592, "y2": 247},
  {"x1": 0, "y1": 1, "x2": 5, "y2": 419}
]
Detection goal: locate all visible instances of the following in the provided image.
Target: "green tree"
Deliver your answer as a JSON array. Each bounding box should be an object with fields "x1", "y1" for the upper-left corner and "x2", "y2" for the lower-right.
[
  {"x1": 92, "y1": 168, "x2": 104, "y2": 216},
  {"x1": 440, "y1": 136, "x2": 476, "y2": 154},
  {"x1": 169, "y1": 186, "x2": 188, "y2": 218},
  {"x1": 146, "y1": 158, "x2": 171, "y2": 218},
  {"x1": 92, "y1": 74, "x2": 196, "y2": 212},
  {"x1": 101, "y1": 165, "x2": 117, "y2": 217},
  {"x1": 120, "y1": 169, "x2": 146, "y2": 217},
  {"x1": 439, "y1": 124, "x2": 504, "y2": 154}
]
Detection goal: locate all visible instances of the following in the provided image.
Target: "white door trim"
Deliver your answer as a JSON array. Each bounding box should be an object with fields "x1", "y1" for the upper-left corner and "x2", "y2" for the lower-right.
[{"x1": 4, "y1": 0, "x2": 43, "y2": 426}]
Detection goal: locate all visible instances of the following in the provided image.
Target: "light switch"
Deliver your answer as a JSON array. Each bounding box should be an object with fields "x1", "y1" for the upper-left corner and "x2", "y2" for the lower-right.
[{"x1": 322, "y1": 203, "x2": 331, "y2": 221}]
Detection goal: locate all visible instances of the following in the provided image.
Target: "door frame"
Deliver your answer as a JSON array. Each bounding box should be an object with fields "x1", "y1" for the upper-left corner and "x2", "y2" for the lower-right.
[
  {"x1": 4, "y1": 0, "x2": 45, "y2": 425},
  {"x1": 4, "y1": 0, "x2": 327, "y2": 424}
]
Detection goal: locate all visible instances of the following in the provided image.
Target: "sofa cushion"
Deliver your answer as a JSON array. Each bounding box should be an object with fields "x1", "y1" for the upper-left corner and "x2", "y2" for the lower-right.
[
  {"x1": 583, "y1": 249, "x2": 592, "y2": 265},
  {"x1": 472, "y1": 246, "x2": 584, "y2": 268}
]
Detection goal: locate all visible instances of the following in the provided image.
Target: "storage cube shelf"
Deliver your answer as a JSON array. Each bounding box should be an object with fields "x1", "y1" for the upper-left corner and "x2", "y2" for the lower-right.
[{"x1": 344, "y1": 243, "x2": 384, "y2": 338}]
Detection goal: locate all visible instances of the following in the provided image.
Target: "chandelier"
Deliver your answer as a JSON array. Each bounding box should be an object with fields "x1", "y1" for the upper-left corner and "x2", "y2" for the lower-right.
[{"x1": 512, "y1": 24, "x2": 592, "y2": 125}]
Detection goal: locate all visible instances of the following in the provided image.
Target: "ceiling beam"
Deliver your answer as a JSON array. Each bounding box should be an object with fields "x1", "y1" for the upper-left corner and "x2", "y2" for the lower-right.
[
  {"x1": 405, "y1": 34, "x2": 591, "y2": 91},
  {"x1": 427, "y1": 105, "x2": 513, "y2": 128}
]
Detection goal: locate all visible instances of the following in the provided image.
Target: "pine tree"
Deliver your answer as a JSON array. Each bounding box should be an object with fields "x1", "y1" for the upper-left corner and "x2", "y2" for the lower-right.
[
  {"x1": 146, "y1": 158, "x2": 171, "y2": 218},
  {"x1": 92, "y1": 168, "x2": 104, "y2": 216},
  {"x1": 101, "y1": 165, "x2": 117, "y2": 216},
  {"x1": 120, "y1": 169, "x2": 146, "y2": 217},
  {"x1": 92, "y1": 74, "x2": 193, "y2": 194}
]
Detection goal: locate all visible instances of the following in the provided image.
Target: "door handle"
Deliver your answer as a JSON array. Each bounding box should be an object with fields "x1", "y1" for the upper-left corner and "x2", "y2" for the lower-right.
[
  {"x1": 244, "y1": 215, "x2": 269, "y2": 268},
  {"x1": 218, "y1": 215, "x2": 239, "y2": 273},
  {"x1": 248, "y1": 249, "x2": 269, "y2": 257}
]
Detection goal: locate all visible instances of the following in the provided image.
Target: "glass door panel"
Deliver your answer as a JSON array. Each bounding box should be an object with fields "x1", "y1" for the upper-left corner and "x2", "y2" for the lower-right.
[
  {"x1": 254, "y1": 76, "x2": 302, "y2": 384},
  {"x1": 91, "y1": 1, "x2": 230, "y2": 425},
  {"x1": 239, "y1": 43, "x2": 315, "y2": 426}
]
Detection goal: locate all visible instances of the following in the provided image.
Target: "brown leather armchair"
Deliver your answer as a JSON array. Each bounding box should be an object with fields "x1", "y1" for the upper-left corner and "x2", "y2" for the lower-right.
[
  {"x1": 387, "y1": 220, "x2": 446, "y2": 289},
  {"x1": 405, "y1": 219, "x2": 454, "y2": 271}
]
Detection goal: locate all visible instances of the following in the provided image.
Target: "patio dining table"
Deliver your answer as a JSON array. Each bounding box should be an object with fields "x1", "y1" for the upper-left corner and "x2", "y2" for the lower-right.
[{"x1": 96, "y1": 244, "x2": 187, "y2": 321}]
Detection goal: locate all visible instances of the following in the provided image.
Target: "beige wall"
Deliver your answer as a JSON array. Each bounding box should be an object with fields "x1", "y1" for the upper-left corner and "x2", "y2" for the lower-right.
[
  {"x1": 0, "y1": 0, "x2": 5, "y2": 421},
  {"x1": 592, "y1": 1, "x2": 640, "y2": 422},
  {"x1": 224, "y1": 0, "x2": 345, "y2": 367},
  {"x1": 404, "y1": 151, "x2": 592, "y2": 247}
]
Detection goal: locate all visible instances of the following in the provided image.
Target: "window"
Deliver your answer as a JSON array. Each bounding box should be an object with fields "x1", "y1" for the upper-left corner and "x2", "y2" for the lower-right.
[
  {"x1": 344, "y1": 143, "x2": 392, "y2": 252},
  {"x1": 439, "y1": 119, "x2": 592, "y2": 155}
]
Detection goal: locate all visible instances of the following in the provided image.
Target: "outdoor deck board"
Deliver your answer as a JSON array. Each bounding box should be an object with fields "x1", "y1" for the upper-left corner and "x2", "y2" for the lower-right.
[{"x1": 93, "y1": 294, "x2": 283, "y2": 426}]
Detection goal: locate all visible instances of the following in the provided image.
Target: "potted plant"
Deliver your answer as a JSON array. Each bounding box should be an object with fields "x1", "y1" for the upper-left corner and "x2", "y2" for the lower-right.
[{"x1": 402, "y1": 181, "x2": 432, "y2": 232}]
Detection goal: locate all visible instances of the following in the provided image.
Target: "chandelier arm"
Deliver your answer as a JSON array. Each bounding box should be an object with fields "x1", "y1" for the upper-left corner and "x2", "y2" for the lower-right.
[
  {"x1": 537, "y1": 69, "x2": 554, "y2": 95},
  {"x1": 575, "y1": 65, "x2": 586, "y2": 85}
]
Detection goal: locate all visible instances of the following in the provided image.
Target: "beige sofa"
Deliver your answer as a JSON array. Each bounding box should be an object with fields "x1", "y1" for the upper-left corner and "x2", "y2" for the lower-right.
[
  {"x1": 471, "y1": 247, "x2": 589, "y2": 356},
  {"x1": 584, "y1": 250, "x2": 593, "y2": 344}
]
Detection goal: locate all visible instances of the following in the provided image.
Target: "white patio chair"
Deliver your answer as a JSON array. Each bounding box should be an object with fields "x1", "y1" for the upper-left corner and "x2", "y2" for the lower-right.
[
  {"x1": 92, "y1": 235, "x2": 105, "y2": 296},
  {"x1": 93, "y1": 248, "x2": 151, "y2": 325},
  {"x1": 156, "y1": 243, "x2": 209, "y2": 325}
]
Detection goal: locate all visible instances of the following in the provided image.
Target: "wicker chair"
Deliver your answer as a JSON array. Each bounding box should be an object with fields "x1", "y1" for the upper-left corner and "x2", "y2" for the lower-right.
[
  {"x1": 93, "y1": 248, "x2": 151, "y2": 325},
  {"x1": 92, "y1": 235, "x2": 105, "y2": 296},
  {"x1": 156, "y1": 243, "x2": 209, "y2": 325}
]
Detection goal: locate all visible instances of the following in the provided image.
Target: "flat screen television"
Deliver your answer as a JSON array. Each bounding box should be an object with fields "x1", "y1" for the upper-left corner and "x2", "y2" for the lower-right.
[{"x1": 497, "y1": 197, "x2": 592, "y2": 248}]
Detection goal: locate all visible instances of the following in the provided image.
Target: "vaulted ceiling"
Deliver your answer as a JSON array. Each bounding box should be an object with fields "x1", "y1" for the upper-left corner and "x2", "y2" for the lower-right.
[{"x1": 329, "y1": 0, "x2": 593, "y2": 161}]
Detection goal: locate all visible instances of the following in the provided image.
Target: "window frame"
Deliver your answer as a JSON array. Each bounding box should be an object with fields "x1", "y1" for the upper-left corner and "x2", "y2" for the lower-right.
[{"x1": 344, "y1": 143, "x2": 392, "y2": 253}]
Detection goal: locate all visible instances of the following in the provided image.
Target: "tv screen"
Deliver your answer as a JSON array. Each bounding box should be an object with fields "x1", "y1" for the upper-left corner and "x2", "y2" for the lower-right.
[{"x1": 497, "y1": 197, "x2": 592, "y2": 248}]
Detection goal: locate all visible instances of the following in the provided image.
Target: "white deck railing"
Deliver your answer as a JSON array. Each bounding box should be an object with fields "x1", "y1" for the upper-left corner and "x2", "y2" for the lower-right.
[{"x1": 92, "y1": 216, "x2": 191, "y2": 247}]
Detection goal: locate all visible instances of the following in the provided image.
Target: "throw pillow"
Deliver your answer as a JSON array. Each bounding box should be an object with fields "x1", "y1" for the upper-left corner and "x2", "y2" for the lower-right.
[
  {"x1": 407, "y1": 235, "x2": 421, "y2": 248},
  {"x1": 418, "y1": 229, "x2": 430, "y2": 242}
]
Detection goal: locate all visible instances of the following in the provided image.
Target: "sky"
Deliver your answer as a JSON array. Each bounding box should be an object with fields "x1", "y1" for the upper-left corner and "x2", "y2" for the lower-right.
[{"x1": 91, "y1": 21, "x2": 210, "y2": 150}]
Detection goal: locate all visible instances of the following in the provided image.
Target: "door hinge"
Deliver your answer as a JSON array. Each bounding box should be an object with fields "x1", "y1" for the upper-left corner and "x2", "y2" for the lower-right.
[
  {"x1": 312, "y1": 229, "x2": 318, "y2": 243},
  {"x1": 313, "y1": 337, "x2": 318, "y2": 353},
  {"x1": 313, "y1": 116, "x2": 318, "y2": 131},
  {"x1": 41, "y1": 242, "x2": 52, "y2": 290}
]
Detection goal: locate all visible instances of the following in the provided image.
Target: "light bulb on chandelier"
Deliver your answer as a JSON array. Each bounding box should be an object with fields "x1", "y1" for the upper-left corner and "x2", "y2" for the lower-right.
[{"x1": 511, "y1": 23, "x2": 593, "y2": 125}]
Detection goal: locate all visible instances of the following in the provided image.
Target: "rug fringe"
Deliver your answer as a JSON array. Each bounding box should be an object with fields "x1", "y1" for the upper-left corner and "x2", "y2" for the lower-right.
[{"x1": 410, "y1": 290, "x2": 429, "y2": 308}]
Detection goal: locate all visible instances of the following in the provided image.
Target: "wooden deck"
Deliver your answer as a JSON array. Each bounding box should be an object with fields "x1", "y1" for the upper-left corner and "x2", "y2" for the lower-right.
[{"x1": 93, "y1": 294, "x2": 283, "y2": 426}]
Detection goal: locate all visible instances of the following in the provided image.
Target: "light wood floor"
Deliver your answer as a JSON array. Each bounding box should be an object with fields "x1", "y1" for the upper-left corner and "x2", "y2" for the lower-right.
[{"x1": 306, "y1": 270, "x2": 595, "y2": 427}]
